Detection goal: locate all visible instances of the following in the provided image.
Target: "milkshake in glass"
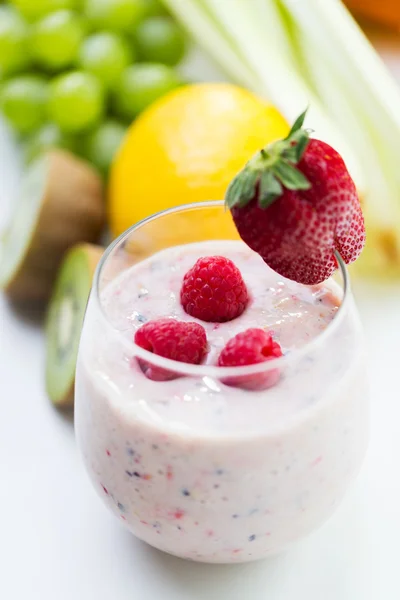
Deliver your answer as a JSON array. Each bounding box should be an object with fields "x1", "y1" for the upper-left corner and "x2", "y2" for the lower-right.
[{"x1": 75, "y1": 201, "x2": 368, "y2": 563}]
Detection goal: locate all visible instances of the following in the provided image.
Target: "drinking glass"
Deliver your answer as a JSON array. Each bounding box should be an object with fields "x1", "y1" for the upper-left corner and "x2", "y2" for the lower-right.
[{"x1": 75, "y1": 201, "x2": 369, "y2": 563}]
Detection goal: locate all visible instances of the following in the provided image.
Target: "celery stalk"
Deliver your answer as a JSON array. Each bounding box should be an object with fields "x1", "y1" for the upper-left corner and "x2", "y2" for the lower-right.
[
  {"x1": 172, "y1": 0, "x2": 366, "y2": 193},
  {"x1": 162, "y1": 0, "x2": 260, "y2": 90}
]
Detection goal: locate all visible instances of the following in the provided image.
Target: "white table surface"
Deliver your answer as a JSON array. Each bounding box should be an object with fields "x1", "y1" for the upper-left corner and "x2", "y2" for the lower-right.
[{"x1": 2, "y1": 37, "x2": 400, "y2": 600}]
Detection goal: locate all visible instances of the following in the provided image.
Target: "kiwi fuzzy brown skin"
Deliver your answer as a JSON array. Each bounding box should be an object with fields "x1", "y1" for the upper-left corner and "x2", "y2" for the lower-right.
[
  {"x1": 4, "y1": 149, "x2": 105, "y2": 308},
  {"x1": 46, "y1": 243, "x2": 104, "y2": 409}
]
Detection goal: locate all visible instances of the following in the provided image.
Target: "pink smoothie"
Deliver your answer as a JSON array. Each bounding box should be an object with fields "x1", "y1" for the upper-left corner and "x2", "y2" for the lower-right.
[{"x1": 75, "y1": 240, "x2": 368, "y2": 563}]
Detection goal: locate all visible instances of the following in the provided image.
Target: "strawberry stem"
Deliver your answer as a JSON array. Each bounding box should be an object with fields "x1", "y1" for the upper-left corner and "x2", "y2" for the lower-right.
[{"x1": 225, "y1": 109, "x2": 311, "y2": 210}]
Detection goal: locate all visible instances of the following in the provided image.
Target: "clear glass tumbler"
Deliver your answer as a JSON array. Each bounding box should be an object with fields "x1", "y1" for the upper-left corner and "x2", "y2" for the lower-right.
[{"x1": 75, "y1": 201, "x2": 369, "y2": 564}]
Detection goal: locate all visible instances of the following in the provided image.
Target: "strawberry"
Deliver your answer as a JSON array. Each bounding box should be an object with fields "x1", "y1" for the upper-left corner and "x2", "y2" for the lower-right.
[{"x1": 225, "y1": 110, "x2": 365, "y2": 285}]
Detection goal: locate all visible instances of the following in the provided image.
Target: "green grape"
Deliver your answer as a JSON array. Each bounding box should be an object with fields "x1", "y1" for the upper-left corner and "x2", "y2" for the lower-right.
[
  {"x1": 48, "y1": 71, "x2": 104, "y2": 133},
  {"x1": 133, "y1": 17, "x2": 187, "y2": 66},
  {"x1": 10, "y1": 0, "x2": 78, "y2": 21},
  {"x1": 1, "y1": 75, "x2": 47, "y2": 134},
  {"x1": 114, "y1": 63, "x2": 182, "y2": 120},
  {"x1": 84, "y1": 0, "x2": 147, "y2": 33},
  {"x1": 78, "y1": 32, "x2": 133, "y2": 89},
  {"x1": 31, "y1": 10, "x2": 85, "y2": 71},
  {"x1": 23, "y1": 123, "x2": 77, "y2": 163},
  {"x1": 83, "y1": 120, "x2": 126, "y2": 173},
  {"x1": 0, "y1": 7, "x2": 29, "y2": 77}
]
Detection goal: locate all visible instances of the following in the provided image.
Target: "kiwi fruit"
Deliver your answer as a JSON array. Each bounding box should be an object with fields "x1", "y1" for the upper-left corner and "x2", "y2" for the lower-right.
[
  {"x1": 0, "y1": 149, "x2": 105, "y2": 308},
  {"x1": 45, "y1": 243, "x2": 104, "y2": 408}
]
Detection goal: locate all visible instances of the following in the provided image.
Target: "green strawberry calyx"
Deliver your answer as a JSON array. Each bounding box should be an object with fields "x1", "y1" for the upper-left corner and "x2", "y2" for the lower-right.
[{"x1": 225, "y1": 109, "x2": 312, "y2": 210}]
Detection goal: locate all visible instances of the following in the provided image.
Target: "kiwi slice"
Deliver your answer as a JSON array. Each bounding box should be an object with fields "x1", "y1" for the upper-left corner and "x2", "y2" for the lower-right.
[
  {"x1": 45, "y1": 243, "x2": 104, "y2": 408},
  {"x1": 0, "y1": 149, "x2": 104, "y2": 308}
]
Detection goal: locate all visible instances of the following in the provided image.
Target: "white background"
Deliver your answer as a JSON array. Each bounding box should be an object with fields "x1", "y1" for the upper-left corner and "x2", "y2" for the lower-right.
[{"x1": 1, "y1": 33, "x2": 400, "y2": 600}]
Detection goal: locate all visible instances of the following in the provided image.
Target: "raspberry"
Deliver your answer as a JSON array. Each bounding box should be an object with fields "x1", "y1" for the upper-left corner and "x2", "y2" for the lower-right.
[
  {"x1": 134, "y1": 318, "x2": 207, "y2": 381},
  {"x1": 180, "y1": 256, "x2": 249, "y2": 323},
  {"x1": 218, "y1": 328, "x2": 282, "y2": 390}
]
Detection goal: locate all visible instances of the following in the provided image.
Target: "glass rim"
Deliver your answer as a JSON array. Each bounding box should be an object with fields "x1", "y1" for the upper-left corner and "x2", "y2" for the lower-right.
[{"x1": 94, "y1": 200, "x2": 351, "y2": 378}]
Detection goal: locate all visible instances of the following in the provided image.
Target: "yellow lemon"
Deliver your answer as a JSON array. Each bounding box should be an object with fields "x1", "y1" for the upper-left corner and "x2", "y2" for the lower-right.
[{"x1": 109, "y1": 82, "x2": 289, "y2": 244}]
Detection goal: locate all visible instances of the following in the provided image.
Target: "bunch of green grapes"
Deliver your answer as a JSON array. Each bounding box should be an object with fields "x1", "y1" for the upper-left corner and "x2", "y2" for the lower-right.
[{"x1": 0, "y1": 0, "x2": 187, "y2": 173}]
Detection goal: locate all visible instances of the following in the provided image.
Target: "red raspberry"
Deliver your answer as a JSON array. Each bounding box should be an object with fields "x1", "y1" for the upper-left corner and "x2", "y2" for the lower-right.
[
  {"x1": 218, "y1": 328, "x2": 282, "y2": 390},
  {"x1": 180, "y1": 256, "x2": 249, "y2": 323},
  {"x1": 134, "y1": 318, "x2": 207, "y2": 381}
]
